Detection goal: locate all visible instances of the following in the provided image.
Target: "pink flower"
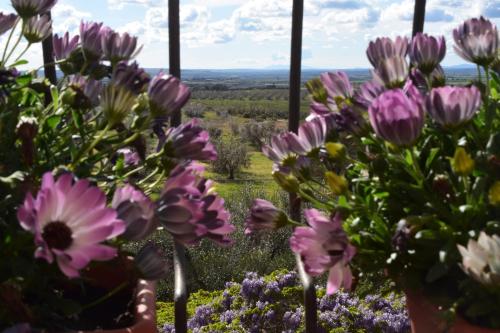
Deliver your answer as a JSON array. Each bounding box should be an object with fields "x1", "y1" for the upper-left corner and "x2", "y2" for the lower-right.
[
  {"x1": 156, "y1": 163, "x2": 234, "y2": 246},
  {"x1": 53, "y1": 32, "x2": 79, "y2": 61},
  {"x1": 17, "y1": 172, "x2": 125, "y2": 278},
  {"x1": 290, "y1": 209, "x2": 356, "y2": 294},
  {"x1": 287, "y1": 117, "x2": 327, "y2": 155},
  {"x1": 112, "y1": 185, "x2": 156, "y2": 241}
]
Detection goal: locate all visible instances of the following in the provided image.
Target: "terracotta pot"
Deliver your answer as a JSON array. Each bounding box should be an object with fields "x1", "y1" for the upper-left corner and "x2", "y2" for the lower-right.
[
  {"x1": 405, "y1": 290, "x2": 500, "y2": 333},
  {"x1": 79, "y1": 280, "x2": 157, "y2": 333}
]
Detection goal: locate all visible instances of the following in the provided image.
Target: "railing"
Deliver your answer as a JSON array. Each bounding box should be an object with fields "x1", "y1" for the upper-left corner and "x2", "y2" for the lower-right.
[{"x1": 40, "y1": 1, "x2": 428, "y2": 331}]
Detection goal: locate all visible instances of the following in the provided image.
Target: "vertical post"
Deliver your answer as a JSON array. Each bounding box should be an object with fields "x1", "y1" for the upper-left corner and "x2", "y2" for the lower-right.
[
  {"x1": 41, "y1": 11, "x2": 56, "y2": 85},
  {"x1": 412, "y1": 0, "x2": 427, "y2": 36},
  {"x1": 169, "y1": 0, "x2": 181, "y2": 127},
  {"x1": 168, "y1": 1, "x2": 187, "y2": 332},
  {"x1": 289, "y1": 0, "x2": 317, "y2": 332}
]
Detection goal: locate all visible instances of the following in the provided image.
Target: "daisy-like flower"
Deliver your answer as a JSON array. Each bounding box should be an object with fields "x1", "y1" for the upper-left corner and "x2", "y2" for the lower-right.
[
  {"x1": 287, "y1": 116, "x2": 327, "y2": 156},
  {"x1": 262, "y1": 132, "x2": 295, "y2": 165},
  {"x1": 111, "y1": 61, "x2": 150, "y2": 95},
  {"x1": 67, "y1": 74, "x2": 103, "y2": 107},
  {"x1": 290, "y1": 209, "x2": 356, "y2": 294},
  {"x1": 320, "y1": 71, "x2": 354, "y2": 102},
  {"x1": 80, "y1": 21, "x2": 105, "y2": 59},
  {"x1": 458, "y1": 232, "x2": 500, "y2": 286},
  {"x1": 373, "y1": 56, "x2": 409, "y2": 89},
  {"x1": 17, "y1": 172, "x2": 125, "y2": 278},
  {"x1": 11, "y1": 0, "x2": 56, "y2": 18},
  {"x1": 410, "y1": 33, "x2": 446, "y2": 74},
  {"x1": 245, "y1": 199, "x2": 289, "y2": 234},
  {"x1": 53, "y1": 32, "x2": 79, "y2": 61},
  {"x1": 0, "y1": 12, "x2": 18, "y2": 36},
  {"x1": 156, "y1": 162, "x2": 234, "y2": 246},
  {"x1": 366, "y1": 36, "x2": 409, "y2": 68},
  {"x1": 101, "y1": 85, "x2": 136, "y2": 125},
  {"x1": 101, "y1": 28, "x2": 142, "y2": 63},
  {"x1": 148, "y1": 72, "x2": 191, "y2": 118},
  {"x1": 22, "y1": 15, "x2": 51, "y2": 44}
]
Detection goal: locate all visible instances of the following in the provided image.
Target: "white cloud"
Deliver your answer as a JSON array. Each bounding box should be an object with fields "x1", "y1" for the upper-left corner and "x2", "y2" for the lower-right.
[
  {"x1": 107, "y1": 0, "x2": 164, "y2": 10},
  {"x1": 52, "y1": 4, "x2": 91, "y2": 35}
]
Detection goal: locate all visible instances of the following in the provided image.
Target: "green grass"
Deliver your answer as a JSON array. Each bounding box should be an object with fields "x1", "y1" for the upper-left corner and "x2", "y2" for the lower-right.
[{"x1": 205, "y1": 151, "x2": 279, "y2": 199}]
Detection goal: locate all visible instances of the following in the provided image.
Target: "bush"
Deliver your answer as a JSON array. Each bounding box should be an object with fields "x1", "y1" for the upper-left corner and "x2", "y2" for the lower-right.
[
  {"x1": 211, "y1": 135, "x2": 251, "y2": 179},
  {"x1": 184, "y1": 103, "x2": 206, "y2": 118},
  {"x1": 240, "y1": 120, "x2": 279, "y2": 149},
  {"x1": 161, "y1": 270, "x2": 411, "y2": 333}
]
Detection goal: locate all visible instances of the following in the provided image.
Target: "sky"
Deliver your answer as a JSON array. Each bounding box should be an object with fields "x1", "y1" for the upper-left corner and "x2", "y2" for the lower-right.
[{"x1": 0, "y1": 0, "x2": 499, "y2": 69}]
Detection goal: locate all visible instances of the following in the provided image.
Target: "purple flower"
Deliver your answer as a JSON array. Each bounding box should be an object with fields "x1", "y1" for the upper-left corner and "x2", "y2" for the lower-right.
[
  {"x1": 287, "y1": 117, "x2": 327, "y2": 155},
  {"x1": 112, "y1": 184, "x2": 156, "y2": 241},
  {"x1": 368, "y1": 83, "x2": 425, "y2": 146},
  {"x1": 373, "y1": 56, "x2": 409, "y2": 89},
  {"x1": 187, "y1": 305, "x2": 214, "y2": 329},
  {"x1": 354, "y1": 80, "x2": 386, "y2": 110},
  {"x1": 116, "y1": 147, "x2": 141, "y2": 167},
  {"x1": 12, "y1": 0, "x2": 56, "y2": 18},
  {"x1": 68, "y1": 74, "x2": 102, "y2": 107},
  {"x1": 453, "y1": 16, "x2": 499, "y2": 66},
  {"x1": 101, "y1": 28, "x2": 142, "y2": 63},
  {"x1": 309, "y1": 101, "x2": 332, "y2": 117},
  {"x1": 241, "y1": 272, "x2": 265, "y2": 300},
  {"x1": 162, "y1": 119, "x2": 217, "y2": 161},
  {"x1": 290, "y1": 209, "x2": 356, "y2": 294},
  {"x1": 410, "y1": 65, "x2": 446, "y2": 91},
  {"x1": 320, "y1": 71, "x2": 353, "y2": 101},
  {"x1": 331, "y1": 106, "x2": 367, "y2": 135},
  {"x1": 426, "y1": 86, "x2": 482, "y2": 128},
  {"x1": 410, "y1": 33, "x2": 446, "y2": 74},
  {"x1": 80, "y1": 21, "x2": 105, "y2": 59},
  {"x1": 17, "y1": 172, "x2": 125, "y2": 277},
  {"x1": 245, "y1": 199, "x2": 287, "y2": 234},
  {"x1": 262, "y1": 132, "x2": 294, "y2": 165},
  {"x1": 156, "y1": 162, "x2": 234, "y2": 246},
  {"x1": 53, "y1": 32, "x2": 79, "y2": 61},
  {"x1": 111, "y1": 61, "x2": 150, "y2": 95},
  {"x1": 0, "y1": 12, "x2": 17, "y2": 36},
  {"x1": 134, "y1": 243, "x2": 168, "y2": 280},
  {"x1": 22, "y1": 15, "x2": 51, "y2": 43},
  {"x1": 148, "y1": 73, "x2": 191, "y2": 117},
  {"x1": 366, "y1": 36, "x2": 409, "y2": 68}
]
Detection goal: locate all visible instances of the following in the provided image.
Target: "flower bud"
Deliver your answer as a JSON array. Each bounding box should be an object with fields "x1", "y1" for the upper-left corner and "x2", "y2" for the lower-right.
[
  {"x1": 273, "y1": 171, "x2": 300, "y2": 193},
  {"x1": 451, "y1": 147, "x2": 475, "y2": 176},
  {"x1": 489, "y1": 181, "x2": 500, "y2": 206},
  {"x1": 325, "y1": 142, "x2": 345, "y2": 161},
  {"x1": 245, "y1": 199, "x2": 289, "y2": 234},
  {"x1": 16, "y1": 116, "x2": 38, "y2": 166},
  {"x1": 134, "y1": 243, "x2": 168, "y2": 280},
  {"x1": 325, "y1": 171, "x2": 348, "y2": 195}
]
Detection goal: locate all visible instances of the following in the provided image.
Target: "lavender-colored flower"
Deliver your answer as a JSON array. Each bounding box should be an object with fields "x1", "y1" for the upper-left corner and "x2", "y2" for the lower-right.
[
  {"x1": 283, "y1": 307, "x2": 303, "y2": 331},
  {"x1": 458, "y1": 231, "x2": 500, "y2": 286},
  {"x1": 320, "y1": 71, "x2": 353, "y2": 101},
  {"x1": 101, "y1": 85, "x2": 136, "y2": 125},
  {"x1": 262, "y1": 132, "x2": 294, "y2": 165},
  {"x1": 220, "y1": 310, "x2": 236, "y2": 324},
  {"x1": 245, "y1": 199, "x2": 287, "y2": 234},
  {"x1": 117, "y1": 147, "x2": 141, "y2": 167},
  {"x1": 241, "y1": 272, "x2": 265, "y2": 301},
  {"x1": 410, "y1": 33, "x2": 446, "y2": 74},
  {"x1": 17, "y1": 172, "x2": 125, "y2": 277},
  {"x1": 187, "y1": 305, "x2": 214, "y2": 329},
  {"x1": 410, "y1": 65, "x2": 446, "y2": 91},
  {"x1": 134, "y1": 243, "x2": 168, "y2": 280},
  {"x1": 373, "y1": 56, "x2": 409, "y2": 88},
  {"x1": 309, "y1": 101, "x2": 332, "y2": 117},
  {"x1": 22, "y1": 15, "x2": 51, "y2": 43},
  {"x1": 287, "y1": 117, "x2": 327, "y2": 156},
  {"x1": 354, "y1": 79, "x2": 386, "y2": 110},
  {"x1": 426, "y1": 86, "x2": 481, "y2": 128},
  {"x1": 453, "y1": 16, "x2": 499, "y2": 66},
  {"x1": 148, "y1": 73, "x2": 191, "y2": 117},
  {"x1": 68, "y1": 74, "x2": 102, "y2": 107},
  {"x1": 162, "y1": 119, "x2": 217, "y2": 161},
  {"x1": 290, "y1": 209, "x2": 356, "y2": 294},
  {"x1": 162, "y1": 324, "x2": 175, "y2": 333},
  {"x1": 366, "y1": 36, "x2": 409, "y2": 68},
  {"x1": 156, "y1": 162, "x2": 234, "y2": 246},
  {"x1": 112, "y1": 184, "x2": 156, "y2": 241},
  {"x1": 101, "y1": 28, "x2": 142, "y2": 63},
  {"x1": 332, "y1": 106, "x2": 367, "y2": 135},
  {"x1": 111, "y1": 61, "x2": 150, "y2": 95},
  {"x1": 0, "y1": 12, "x2": 17, "y2": 36},
  {"x1": 368, "y1": 84, "x2": 425, "y2": 146},
  {"x1": 11, "y1": 0, "x2": 56, "y2": 18},
  {"x1": 53, "y1": 32, "x2": 79, "y2": 60},
  {"x1": 80, "y1": 21, "x2": 105, "y2": 59}
]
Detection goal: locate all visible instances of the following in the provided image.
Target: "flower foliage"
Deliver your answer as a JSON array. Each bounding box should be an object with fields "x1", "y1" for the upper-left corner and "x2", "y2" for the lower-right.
[
  {"x1": 250, "y1": 15, "x2": 500, "y2": 329},
  {"x1": 0, "y1": 1, "x2": 233, "y2": 330}
]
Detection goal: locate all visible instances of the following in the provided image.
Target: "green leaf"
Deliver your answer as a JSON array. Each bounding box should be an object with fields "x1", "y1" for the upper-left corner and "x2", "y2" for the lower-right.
[
  {"x1": 425, "y1": 262, "x2": 448, "y2": 282},
  {"x1": 15, "y1": 74, "x2": 32, "y2": 86},
  {"x1": 71, "y1": 109, "x2": 83, "y2": 130},
  {"x1": 425, "y1": 148, "x2": 440, "y2": 170},
  {"x1": 46, "y1": 115, "x2": 61, "y2": 129},
  {"x1": 9, "y1": 59, "x2": 28, "y2": 67},
  {"x1": 50, "y1": 86, "x2": 59, "y2": 110}
]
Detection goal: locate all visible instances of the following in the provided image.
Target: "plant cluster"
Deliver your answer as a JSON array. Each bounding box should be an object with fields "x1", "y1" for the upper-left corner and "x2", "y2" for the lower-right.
[
  {"x1": 0, "y1": 0, "x2": 234, "y2": 331},
  {"x1": 161, "y1": 270, "x2": 410, "y2": 333},
  {"x1": 247, "y1": 16, "x2": 500, "y2": 328}
]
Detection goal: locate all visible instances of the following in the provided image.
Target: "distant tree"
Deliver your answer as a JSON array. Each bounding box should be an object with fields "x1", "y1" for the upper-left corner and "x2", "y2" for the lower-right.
[
  {"x1": 240, "y1": 120, "x2": 278, "y2": 149},
  {"x1": 211, "y1": 135, "x2": 250, "y2": 179},
  {"x1": 184, "y1": 103, "x2": 205, "y2": 118}
]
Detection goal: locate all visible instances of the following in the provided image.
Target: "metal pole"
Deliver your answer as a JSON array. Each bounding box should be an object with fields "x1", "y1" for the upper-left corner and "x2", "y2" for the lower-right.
[
  {"x1": 289, "y1": 1, "x2": 317, "y2": 332},
  {"x1": 169, "y1": 0, "x2": 181, "y2": 127},
  {"x1": 173, "y1": 242, "x2": 188, "y2": 333},
  {"x1": 41, "y1": 11, "x2": 56, "y2": 85},
  {"x1": 412, "y1": 0, "x2": 427, "y2": 36}
]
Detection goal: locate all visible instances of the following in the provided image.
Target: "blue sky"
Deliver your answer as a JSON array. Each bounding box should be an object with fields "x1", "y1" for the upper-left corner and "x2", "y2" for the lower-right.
[{"x1": 1, "y1": 0, "x2": 499, "y2": 69}]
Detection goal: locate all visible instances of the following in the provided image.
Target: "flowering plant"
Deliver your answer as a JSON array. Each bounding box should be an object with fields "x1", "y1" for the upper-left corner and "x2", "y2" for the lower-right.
[
  {"x1": 247, "y1": 16, "x2": 500, "y2": 328},
  {"x1": 0, "y1": 0, "x2": 233, "y2": 331}
]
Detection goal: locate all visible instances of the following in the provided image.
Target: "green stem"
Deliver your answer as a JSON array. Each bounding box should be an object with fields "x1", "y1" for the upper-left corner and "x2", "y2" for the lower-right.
[
  {"x1": 477, "y1": 65, "x2": 482, "y2": 84},
  {"x1": 123, "y1": 165, "x2": 146, "y2": 179},
  {"x1": 3, "y1": 28, "x2": 24, "y2": 66},
  {"x1": 138, "y1": 167, "x2": 160, "y2": 185},
  {"x1": 409, "y1": 148, "x2": 425, "y2": 186},
  {"x1": 1, "y1": 18, "x2": 20, "y2": 65},
  {"x1": 144, "y1": 170, "x2": 166, "y2": 195},
  {"x1": 79, "y1": 282, "x2": 129, "y2": 312},
  {"x1": 14, "y1": 43, "x2": 31, "y2": 63},
  {"x1": 71, "y1": 123, "x2": 112, "y2": 168}
]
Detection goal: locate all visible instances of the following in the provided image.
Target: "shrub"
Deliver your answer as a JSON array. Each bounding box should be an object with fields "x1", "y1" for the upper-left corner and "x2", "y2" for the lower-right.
[
  {"x1": 211, "y1": 135, "x2": 251, "y2": 179},
  {"x1": 240, "y1": 120, "x2": 279, "y2": 149}
]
